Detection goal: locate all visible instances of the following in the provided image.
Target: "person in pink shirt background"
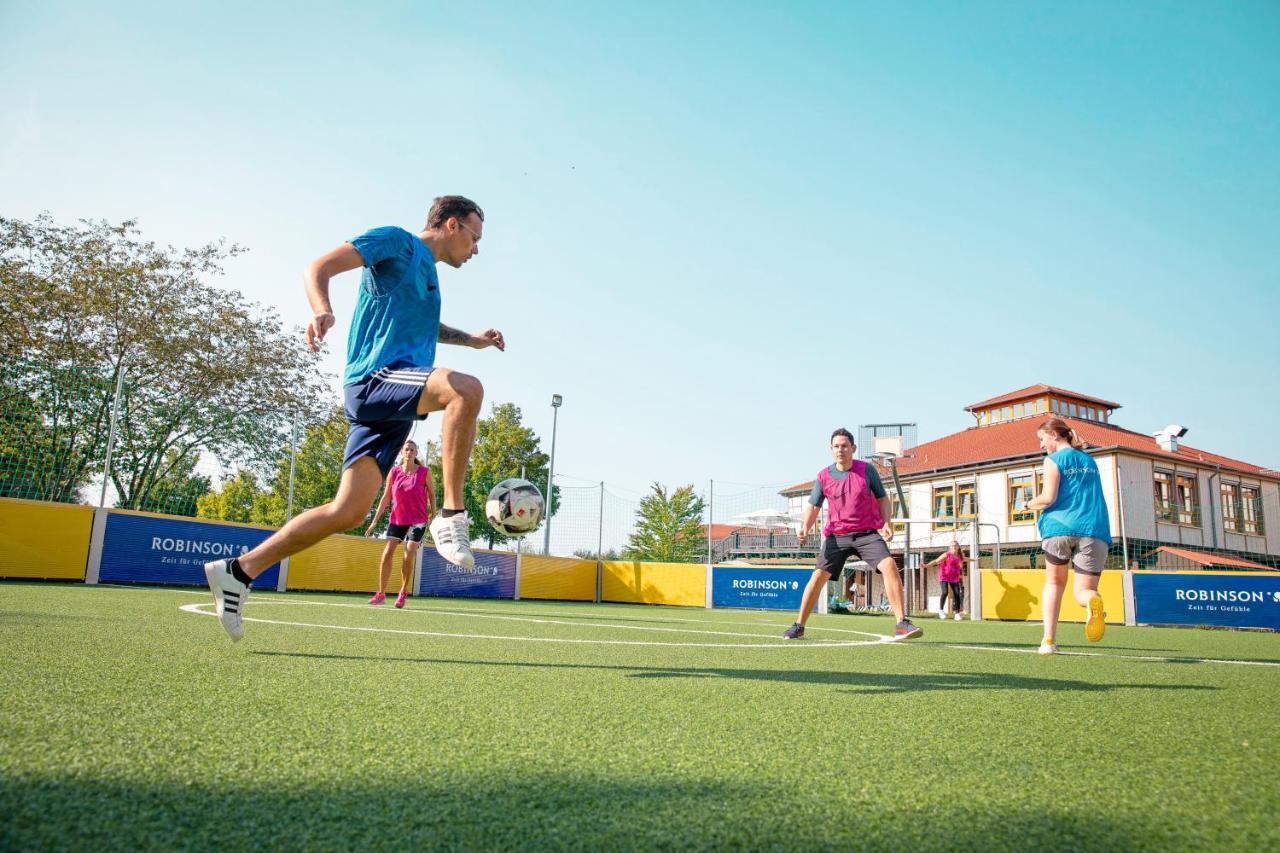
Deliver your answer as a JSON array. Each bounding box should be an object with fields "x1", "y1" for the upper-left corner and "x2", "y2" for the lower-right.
[
  {"x1": 366, "y1": 440, "x2": 436, "y2": 608},
  {"x1": 924, "y1": 540, "x2": 967, "y2": 621}
]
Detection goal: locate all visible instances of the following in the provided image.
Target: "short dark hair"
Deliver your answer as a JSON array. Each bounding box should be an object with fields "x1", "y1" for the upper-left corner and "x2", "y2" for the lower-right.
[
  {"x1": 830, "y1": 428, "x2": 855, "y2": 445},
  {"x1": 425, "y1": 195, "x2": 484, "y2": 230}
]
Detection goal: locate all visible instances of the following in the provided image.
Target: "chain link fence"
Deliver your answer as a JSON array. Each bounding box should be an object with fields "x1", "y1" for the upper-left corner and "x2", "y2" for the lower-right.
[{"x1": 4, "y1": 356, "x2": 1276, "y2": 570}]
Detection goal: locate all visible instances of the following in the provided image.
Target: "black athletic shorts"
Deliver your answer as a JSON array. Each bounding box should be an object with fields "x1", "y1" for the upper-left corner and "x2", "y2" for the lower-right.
[
  {"x1": 815, "y1": 530, "x2": 893, "y2": 576},
  {"x1": 386, "y1": 522, "x2": 427, "y2": 543}
]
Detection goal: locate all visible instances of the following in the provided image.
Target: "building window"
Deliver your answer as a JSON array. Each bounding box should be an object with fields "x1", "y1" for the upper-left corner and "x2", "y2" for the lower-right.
[
  {"x1": 933, "y1": 485, "x2": 955, "y2": 531},
  {"x1": 1154, "y1": 471, "x2": 1176, "y2": 523},
  {"x1": 1242, "y1": 486, "x2": 1264, "y2": 535},
  {"x1": 1175, "y1": 473, "x2": 1200, "y2": 526},
  {"x1": 1008, "y1": 472, "x2": 1043, "y2": 525},
  {"x1": 1221, "y1": 483, "x2": 1241, "y2": 533},
  {"x1": 891, "y1": 491, "x2": 909, "y2": 534},
  {"x1": 1037, "y1": 398, "x2": 1048, "y2": 414},
  {"x1": 956, "y1": 481, "x2": 976, "y2": 521}
]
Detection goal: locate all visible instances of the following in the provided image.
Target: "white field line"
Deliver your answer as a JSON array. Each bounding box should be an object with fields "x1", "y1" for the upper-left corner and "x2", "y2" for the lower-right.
[
  {"x1": 936, "y1": 642, "x2": 1280, "y2": 668},
  {"x1": 179, "y1": 603, "x2": 884, "y2": 648}
]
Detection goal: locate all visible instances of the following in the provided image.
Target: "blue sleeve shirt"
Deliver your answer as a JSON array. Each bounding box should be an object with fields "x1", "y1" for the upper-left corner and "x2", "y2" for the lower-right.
[
  {"x1": 343, "y1": 226, "x2": 442, "y2": 385},
  {"x1": 1038, "y1": 447, "x2": 1113, "y2": 544}
]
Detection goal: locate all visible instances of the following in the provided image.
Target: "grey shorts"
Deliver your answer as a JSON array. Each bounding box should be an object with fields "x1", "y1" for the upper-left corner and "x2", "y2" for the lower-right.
[
  {"x1": 1042, "y1": 536, "x2": 1108, "y2": 575},
  {"x1": 816, "y1": 531, "x2": 892, "y2": 577}
]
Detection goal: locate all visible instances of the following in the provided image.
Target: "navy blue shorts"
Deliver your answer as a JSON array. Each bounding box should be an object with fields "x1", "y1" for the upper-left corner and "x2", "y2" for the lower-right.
[{"x1": 342, "y1": 364, "x2": 434, "y2": 476}]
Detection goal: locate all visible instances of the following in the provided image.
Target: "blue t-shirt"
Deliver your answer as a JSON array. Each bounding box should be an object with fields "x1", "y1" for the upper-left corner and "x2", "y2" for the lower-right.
[
  {"x1": 1038, "y1": 447, "x2": 1112, "y2": 544},
  {"x1": 343, "y1": 226, "x2": 441, "y2": 385}
]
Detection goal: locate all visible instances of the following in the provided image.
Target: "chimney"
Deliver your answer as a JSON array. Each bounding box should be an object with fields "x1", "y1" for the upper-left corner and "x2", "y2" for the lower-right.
[{"x1": 1154, "y1": 424, "x2": 1188, "y2": 453}]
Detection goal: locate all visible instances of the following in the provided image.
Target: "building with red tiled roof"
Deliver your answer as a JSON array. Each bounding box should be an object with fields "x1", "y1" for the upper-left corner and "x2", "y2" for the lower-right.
[{"x1": 780, "y1": 385, "x2": 1280, "y2": 602}]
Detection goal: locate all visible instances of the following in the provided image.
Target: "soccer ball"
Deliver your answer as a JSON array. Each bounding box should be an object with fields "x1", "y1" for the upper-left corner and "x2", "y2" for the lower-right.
[{"x1": 485, "y1": 478, "x2": 545, "y2": 536}]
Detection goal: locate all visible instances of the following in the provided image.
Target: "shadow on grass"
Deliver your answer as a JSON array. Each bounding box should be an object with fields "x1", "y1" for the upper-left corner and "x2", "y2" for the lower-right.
[
  {"x1": 0, "y1": 773, "x2": 1188, "y2": 851},
  {"x1": 252, "y1": 652, "x2": 1216, "y2": 694},
  {"x1": 920, "y1": 640, "x2": 1280, "y2": 666}
]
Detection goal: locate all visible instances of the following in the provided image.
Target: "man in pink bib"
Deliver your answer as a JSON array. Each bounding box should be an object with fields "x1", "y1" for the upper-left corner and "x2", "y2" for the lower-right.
[{"x1": 783, "y1": 428, "x2": 922, "y2": 641}]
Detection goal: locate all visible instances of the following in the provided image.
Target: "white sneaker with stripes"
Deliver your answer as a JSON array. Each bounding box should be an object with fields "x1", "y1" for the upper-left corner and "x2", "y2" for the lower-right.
[
  {"x1": 429, "y1": 513, "x2": 475, "y2": 570},
  {"x1": 203, "y1": 559, "x2": 248, "y2": 642}
]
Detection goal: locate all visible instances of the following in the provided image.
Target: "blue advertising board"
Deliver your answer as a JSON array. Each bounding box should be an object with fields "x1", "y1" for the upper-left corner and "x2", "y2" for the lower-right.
[
  {"x1": 1133, "y1": 572, "x2": 1280, "y2": 631},
  {"x1": 712, "y1": 567, "x2": 810, "y2": 610},
  {"x1": 99, "y1": 511, "x2": 280, "y2": 589},
  {"x1": 419, "y1": 548, "x2": 516, "y2": 599}
]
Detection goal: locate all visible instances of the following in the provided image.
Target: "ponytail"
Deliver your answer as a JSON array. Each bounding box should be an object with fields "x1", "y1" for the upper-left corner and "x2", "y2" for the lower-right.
[{"x1": 1039, "y1": 418, "x2": 1084, "y2": 450}]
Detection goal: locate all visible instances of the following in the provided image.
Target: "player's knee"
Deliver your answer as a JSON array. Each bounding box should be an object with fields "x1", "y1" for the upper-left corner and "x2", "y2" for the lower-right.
[{"x1": 455, "y1": 373, "x2": 484, "y2": 409}]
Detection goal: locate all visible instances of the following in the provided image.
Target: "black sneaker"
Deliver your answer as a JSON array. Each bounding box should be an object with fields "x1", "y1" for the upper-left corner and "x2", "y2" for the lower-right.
[
  {"x1": 894, "y1": 619, "x2": 923, "y2": 641},
  {"x1": 782, "y1": 622, "x2": 805, "y2": 640}
]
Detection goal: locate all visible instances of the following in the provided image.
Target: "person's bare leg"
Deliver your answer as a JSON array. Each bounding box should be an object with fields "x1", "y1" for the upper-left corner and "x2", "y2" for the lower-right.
[
  {"x1": 794, "y1": 569, "x2": 832, "y2": 626},
  {"x1": 878, "y1": 557, "x2": 907, "y2": 622},
  {"x1": 399, "y1": 541, "x2": 419, "y2": 595},
  {"x1": 416, "y1": 368, "x2": 484, "y2": 510},
  {"x1": 1041, "y1": 561, "x2": 1069, "y2": 641},
  {"x1": 238, "y1": 458, "x2": 383, "y2": 577},
  {"x1": 1073, "y1": 571, "x2": 1100, "y2": 606},
  {"x1": 377, "y1": 539, "x2": 397, "y2": 595}
]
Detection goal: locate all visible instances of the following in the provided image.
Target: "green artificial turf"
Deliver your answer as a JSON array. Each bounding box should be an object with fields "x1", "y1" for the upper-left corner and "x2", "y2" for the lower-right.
[{"x1": 2, "y1": 582, "x2": 1277, "y2": 851}]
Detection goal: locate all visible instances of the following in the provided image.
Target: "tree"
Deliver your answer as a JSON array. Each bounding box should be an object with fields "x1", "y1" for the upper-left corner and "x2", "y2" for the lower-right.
[
  {"x1": 623, "y1": 483, "x2": 707, "y2": 563},
  {"x1": 0, "y1": 214, "x2": 333, "y2": 510},
  {"x1": 427, "y1": 402, "x2": 559, "y2": 549},
  {"x1": 196, "y1": 469, "x2": 263, "y2": 524},
  {"x1": 251, "y1": 408, "x2": 358, "y2": 532},
  {"x1": 574, "y1": 547, "x2": 622, "y2": 561},
  {"x1": 130, "y1": 449, "x2": 212, "y2": 517}
]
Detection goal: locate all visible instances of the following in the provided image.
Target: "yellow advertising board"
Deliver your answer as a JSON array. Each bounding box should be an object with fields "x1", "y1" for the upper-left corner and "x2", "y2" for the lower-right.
[
  {"x1": 287, "y1": 534, "x2": 390, "y2": 592},
  {"x1": 982, "y1": 569, "x2": 1125, "y2": 623},
  {"x1": 0, "y1": 498, "x2": 93, "y2": 580},
  {"x1": 601, "y1": 560, "x2": 705, "y2": 607},
  {"x1": 519, "y1": 555, "x2": 596, "y2": 601}
]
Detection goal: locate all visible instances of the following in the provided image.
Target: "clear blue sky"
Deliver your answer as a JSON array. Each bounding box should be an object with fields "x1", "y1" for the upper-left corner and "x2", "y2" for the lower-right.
[{"x1": 4, "y1": 1, "x2": 1279, "y2": 501}]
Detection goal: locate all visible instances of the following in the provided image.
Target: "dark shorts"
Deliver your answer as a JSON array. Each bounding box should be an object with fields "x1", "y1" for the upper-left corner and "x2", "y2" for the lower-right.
[
  {"x1": 342, "y1": 364, "x2": 434, "y2": 476},
  {"x1": 816, "y1": 531, "x2": 893, "y2": 577},
  {"x1": 386, "y1": 523, "x2": 427, "y2": 543}
]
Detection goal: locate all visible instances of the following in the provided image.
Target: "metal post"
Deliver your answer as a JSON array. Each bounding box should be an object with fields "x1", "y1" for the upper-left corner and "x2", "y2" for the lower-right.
[
  {"x1": 543, "y1": 394, "x2": 562, "y2": 556},
  {"x1": 597, "y1": 480, "x2": 605, "y2": 561},
  {"x1": 706, "y1": 480, "x2": 714, "y2": 566},
  {"x1": 884, "y1": 455, "x2": 911, "y2": 614},
  {"x1": 98, "y1": 366, "x2": 126, "y2": 508},
  {"x1": 969, "y1": 520, "x2": 980, "y2": 620},
  {"x1": 285, "y1": 411, "x2": 299, "y2": 521}
]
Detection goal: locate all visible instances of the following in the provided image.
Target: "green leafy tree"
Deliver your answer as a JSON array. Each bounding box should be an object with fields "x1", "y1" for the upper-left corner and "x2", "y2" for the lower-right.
[
  {"x1": 130, "y1": 449, "x2": 212, "y2": 517},
  {"x1": 251, "y1": 408, "x2": 359, "y2": 533},
  {"x1": 427, "y1": 402, "x2": 559, "y2": 549},
  {"x1": 0, "y1": 214, "x2": 332, "y2": 510},
  {"x1": 573, "y1": 547, "x2": 622, "y2": 561},
  {"x1": 196, "y1": 469, "x2": 264, "y2": 524},
  {"x1": 623, "y1": 483, "x2": 708, "y2": 563}
]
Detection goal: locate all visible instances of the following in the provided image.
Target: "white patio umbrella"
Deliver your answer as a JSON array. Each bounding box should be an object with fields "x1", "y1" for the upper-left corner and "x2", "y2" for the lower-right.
[{"x1": 731, "y1": 508, "x2": 797, "y2": 529}]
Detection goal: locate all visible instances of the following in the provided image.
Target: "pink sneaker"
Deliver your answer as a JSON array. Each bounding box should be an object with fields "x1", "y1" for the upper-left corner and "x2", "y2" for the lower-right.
[
  {"x1": 395, "y1": 591, "x2": 408, "y2": 609},
  {"x1": 369, "y1": 592, "x2": 386, "y2": 605}
]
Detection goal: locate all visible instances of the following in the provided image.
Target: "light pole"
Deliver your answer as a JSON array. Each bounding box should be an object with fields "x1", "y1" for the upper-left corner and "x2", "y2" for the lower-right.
[{"x1": 543, "y1": 393, "x2": 562, "y2": 555}]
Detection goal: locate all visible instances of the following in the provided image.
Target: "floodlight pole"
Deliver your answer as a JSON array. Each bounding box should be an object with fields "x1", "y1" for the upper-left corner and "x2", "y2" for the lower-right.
[
  {"x1": 98, "y1": 366, "x2": 127, "y2": 508},
  {"x1": 543, "y1": 394, "x2": 562, "y2": 556}
]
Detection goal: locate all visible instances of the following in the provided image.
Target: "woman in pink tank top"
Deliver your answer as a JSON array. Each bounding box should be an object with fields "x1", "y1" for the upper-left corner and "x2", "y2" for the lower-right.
[
  {"x1": 366, "y1": 440, "x2": 436, "y2": 608},
  {"x1": 924, "y1": 541, "x2": 967, "y2": 621}
]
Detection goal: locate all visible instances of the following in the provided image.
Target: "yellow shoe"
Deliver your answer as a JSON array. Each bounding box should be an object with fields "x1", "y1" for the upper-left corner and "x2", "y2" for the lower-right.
[{"x1": 1085, "y1": 595, "x2": 1106, "y2": 642}]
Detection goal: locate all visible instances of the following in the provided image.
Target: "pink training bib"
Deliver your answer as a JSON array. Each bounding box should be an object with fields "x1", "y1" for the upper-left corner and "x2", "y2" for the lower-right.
[
  {"x1": 819, "y1": 461, "x2": 885, "y2": 537},
  {"x1": 389, "y1": 464, "x2": 430, "y2": 525}
]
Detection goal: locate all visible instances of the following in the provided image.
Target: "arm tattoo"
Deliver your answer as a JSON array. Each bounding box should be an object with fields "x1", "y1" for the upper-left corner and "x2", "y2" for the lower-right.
[{"x1": 438, "y1": 323, "x2": 472, "y2": 346}]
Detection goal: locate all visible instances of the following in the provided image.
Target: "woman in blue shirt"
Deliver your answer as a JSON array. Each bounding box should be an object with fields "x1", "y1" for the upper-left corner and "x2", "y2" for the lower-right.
[{"x1": 1026, "y1": 418, "x2": 1110, "y2": 655}]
